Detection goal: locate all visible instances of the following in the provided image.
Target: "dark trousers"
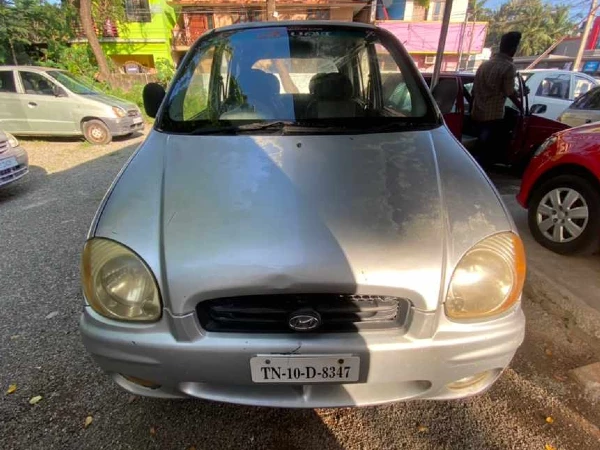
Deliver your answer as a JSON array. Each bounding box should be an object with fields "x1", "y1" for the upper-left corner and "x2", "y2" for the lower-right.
[{"x1": 472, "y1": 119, "x2": 505, "y2": 167}]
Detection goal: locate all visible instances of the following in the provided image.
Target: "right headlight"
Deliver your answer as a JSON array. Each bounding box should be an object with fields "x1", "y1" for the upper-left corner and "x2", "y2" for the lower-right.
[
  {"x1": 534, "y1": 135, "x2": 557, "y2": 157},
  {"x1": 445, "y1": 232, "x2": 526, "y2": 320},
  {"x1": 82, "y1": 238, "x2": 162, "y2": 321}
]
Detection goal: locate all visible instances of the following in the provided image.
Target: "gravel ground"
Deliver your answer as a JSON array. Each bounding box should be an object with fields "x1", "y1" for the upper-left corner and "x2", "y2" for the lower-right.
[{"x1": 1, "y1": 132, "x2": 599, "y2": 450}]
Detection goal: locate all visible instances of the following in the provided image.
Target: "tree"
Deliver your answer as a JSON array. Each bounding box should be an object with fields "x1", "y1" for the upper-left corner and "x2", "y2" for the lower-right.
[
  {"x1": 483, "y1": 0, "x2": 576, "y2": 56},
  {"x1": 78, "y1": 0, "x2": 112, "y2": 82},
  {"x1": 0, "y1": 0, "x2": 72, "y2": 65}
]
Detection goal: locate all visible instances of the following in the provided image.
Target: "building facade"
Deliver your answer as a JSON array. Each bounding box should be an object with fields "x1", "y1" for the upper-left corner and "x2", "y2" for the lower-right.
[
  {"x1": 72, "y1": 0, "x2": 176, "y2": 73},
  {"x1": 73, "y1": 0, "x2": 490, "y2": 75},
  {"x1": 169, "y1": 0, "x2": 372, "y2": 63},
  {"x1": 375, "y1": 0, "x2": 488, "y2": 72}
]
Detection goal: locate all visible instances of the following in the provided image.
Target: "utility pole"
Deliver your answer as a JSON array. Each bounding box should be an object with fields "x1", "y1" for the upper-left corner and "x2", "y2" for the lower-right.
[
  {"x1": 431, "y1": 0, "x2": 455, "y2": 88},
  {"x1": 266, "y1": 0, "x2": 276, "y2": 21},
  {"x1": 573, "y1": 0, "x2": 598, "y2": 71},
  {"x1": 456, "y1": 9, "x2": 469, "y2": 71}
]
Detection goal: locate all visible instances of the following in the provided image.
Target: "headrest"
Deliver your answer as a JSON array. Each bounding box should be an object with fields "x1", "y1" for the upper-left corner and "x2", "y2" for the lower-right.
[
  {"x1": 238, "y1": 69, "x2": 281, "y2": 99},
  {"x1": 309, "y1": 73, "x2": 353, "y2": 101}
]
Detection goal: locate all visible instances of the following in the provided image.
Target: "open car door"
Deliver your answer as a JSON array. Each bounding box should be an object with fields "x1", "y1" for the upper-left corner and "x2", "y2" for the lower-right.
[{"x1": 508, "y1": 74, "x2": 569, "y2": 167}]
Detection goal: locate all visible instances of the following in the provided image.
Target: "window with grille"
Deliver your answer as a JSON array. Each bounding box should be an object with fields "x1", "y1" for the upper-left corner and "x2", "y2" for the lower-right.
[
  {"x1": 126, "y1": 0, "x2": 151, "y2": 23},
  {"x1": 431, "y1": 1, "x2": 444, "y2": 20}
]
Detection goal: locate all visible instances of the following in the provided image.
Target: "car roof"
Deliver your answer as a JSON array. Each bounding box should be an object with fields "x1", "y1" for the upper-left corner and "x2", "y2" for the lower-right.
[
  {"x1": 519, "y1": 69, "x2": 593, "y2": 77},
  {"x1": 213, "y1": 20, "x2": 378, "y2": 33},
  {"x1": 0, "y1": 65, "x2": 64, "y2": 72}
]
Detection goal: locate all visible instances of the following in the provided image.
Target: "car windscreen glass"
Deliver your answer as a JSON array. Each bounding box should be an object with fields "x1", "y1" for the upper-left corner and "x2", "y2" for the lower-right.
[
  {"x1": 48, "y1": 71, "x2": 100, "y2": 95},
  {"x1": 159, "y1": 26, "x2": 438, "y2": 134}
]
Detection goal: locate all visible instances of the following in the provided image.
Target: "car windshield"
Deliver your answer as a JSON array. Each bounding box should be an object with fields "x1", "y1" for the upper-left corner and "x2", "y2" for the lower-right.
[
  {"x1": 48, "y1": 71, "x2": 100, "y2": 95},
  {"x1": 159, "y1": 25, "x2": 437, "y2": 134}
]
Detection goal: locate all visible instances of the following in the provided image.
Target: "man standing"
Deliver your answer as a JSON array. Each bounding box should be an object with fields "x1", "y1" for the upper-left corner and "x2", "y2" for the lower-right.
[{"x1": 471, "y1": 31, "x2": 523, "y2": 165}]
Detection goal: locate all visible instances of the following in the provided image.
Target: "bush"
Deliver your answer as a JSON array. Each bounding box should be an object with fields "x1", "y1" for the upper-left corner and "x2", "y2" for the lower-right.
[{"x1": 155, "y1": 58, "x2": 175, "y2": 86}]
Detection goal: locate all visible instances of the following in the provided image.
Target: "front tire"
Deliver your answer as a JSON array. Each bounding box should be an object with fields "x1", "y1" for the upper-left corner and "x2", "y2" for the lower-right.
[
  {"x1": 82, "y1": 119, "x2": 112, "y2": 145},
  {"x1": 528, "y1": 174, "x2": 600, "y2": 255}
]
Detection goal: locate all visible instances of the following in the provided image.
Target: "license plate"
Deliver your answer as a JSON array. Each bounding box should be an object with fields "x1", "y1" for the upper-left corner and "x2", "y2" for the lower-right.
[
  {"x1": 250, "y1": 355, "x2": 360, "y2": 383},
  {"x1": 0, "y1": 157, "x2": 18, "y2": 171},
  {"x1": 133, "y1": 117, "x2": 143, "y2": 124}
]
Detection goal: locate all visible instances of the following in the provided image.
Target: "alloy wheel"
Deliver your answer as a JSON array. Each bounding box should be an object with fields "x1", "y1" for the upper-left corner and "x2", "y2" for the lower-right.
[{"x1": 536, "y1": 187, "x2": 589, "y2": 243}]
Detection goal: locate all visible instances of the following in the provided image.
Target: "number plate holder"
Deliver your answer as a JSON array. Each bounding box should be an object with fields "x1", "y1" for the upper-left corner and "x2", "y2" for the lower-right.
[{"x1": 250, "y1": 355, "x2": 360, "y2": 383}]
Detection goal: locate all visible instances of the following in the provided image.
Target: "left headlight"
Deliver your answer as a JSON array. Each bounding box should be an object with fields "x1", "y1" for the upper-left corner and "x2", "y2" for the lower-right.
[
  {"x1": 82, "y1": 238, "x2": 162, "y2": 321},
  {"x1": 111, "y1": 106, "x2": 127, "y2": 118},
  {"x1": 445, "y1": 232, "x2": 526, "y2": 321},
  {"x1": 534, "y1": 135, "x2": 557, "y2": 157},
  {"x1": 5, "y1": 132, "x2": 19, "y2": 148}
]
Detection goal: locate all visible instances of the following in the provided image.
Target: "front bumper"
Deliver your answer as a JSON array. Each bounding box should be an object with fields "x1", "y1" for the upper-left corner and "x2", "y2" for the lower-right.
[
  {"x1": 80, "y1": 305, "x2": 525, "y2": 408},
  {"x1": 103, "y1": 116, "x2": 144, "y2": 137},
  {"x1": 0, "y1": 147, "x2": 28, "y2": 188}
]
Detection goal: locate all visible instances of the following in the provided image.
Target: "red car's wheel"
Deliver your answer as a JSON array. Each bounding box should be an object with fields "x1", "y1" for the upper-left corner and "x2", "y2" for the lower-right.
[{"x1": 528, "y1": 174, "x2": 600, "y2": 255}]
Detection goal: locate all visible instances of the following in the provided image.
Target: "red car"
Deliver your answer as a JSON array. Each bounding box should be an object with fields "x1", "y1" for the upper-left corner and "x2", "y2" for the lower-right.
[{"x1": 518, "y1": 123, "x2": 600, "y2": 255}]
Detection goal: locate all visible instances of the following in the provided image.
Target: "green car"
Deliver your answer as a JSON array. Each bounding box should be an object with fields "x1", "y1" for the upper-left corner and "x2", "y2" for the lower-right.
[{"x1": 0, "y1": 66, "x2": 143, "y2": 144}]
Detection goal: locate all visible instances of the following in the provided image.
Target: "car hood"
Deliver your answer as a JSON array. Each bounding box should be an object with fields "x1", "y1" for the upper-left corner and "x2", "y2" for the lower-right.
[
  {"x1": 85, "y1": 93, "x2": 138, "y2": 112},
  {"x1": 93, "y1": 127, "x2": 512, "y2": 314}
]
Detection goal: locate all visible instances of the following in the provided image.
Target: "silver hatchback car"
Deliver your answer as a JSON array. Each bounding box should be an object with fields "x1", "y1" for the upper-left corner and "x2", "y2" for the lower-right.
[{"x1": 80, "y1": 21, "x2": 526, "y2": 408}]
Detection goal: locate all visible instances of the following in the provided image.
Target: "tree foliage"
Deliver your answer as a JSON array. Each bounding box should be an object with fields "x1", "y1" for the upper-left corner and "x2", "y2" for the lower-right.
[
  {"x1": 474, "y1": 0, "x2": 576, "y2": 56},
  {"x1": 0, "y1": 0, "x2": 75, "y2": 64}
]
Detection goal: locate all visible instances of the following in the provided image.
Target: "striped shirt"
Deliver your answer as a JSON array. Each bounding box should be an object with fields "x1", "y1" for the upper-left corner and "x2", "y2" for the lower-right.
[{"x1": 472, "y1": 53, "x2": 517, "y2": 122}]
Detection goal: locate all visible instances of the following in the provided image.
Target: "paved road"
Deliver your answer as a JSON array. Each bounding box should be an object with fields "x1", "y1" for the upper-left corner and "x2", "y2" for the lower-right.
[{"x1": 1, "y1": 136, "x2": 599, "y2": 450}]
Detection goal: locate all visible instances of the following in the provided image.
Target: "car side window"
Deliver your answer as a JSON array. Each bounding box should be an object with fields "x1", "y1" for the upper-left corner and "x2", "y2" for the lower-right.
[
  {"x1": 171, "y1": 46, "x2": 214, "y2": 121},
  {"x1": 19, "y1": 71, "x2": 56, "y2": 96},
  {"x1": 536, "y1": 75, "x2": 570, "y2": 99},
  {"x1": 375, "y1": 44, "x2": 416, "y2": 115},
  {"x1": 574, "y1": 77, "x2": 594, "y2": 100},
  {"x1": 0, "y1": 71, "x2": 17, "y2": 93},
  {"x1": 587, "y1": 88, "x2": 600, "y2": 110}
]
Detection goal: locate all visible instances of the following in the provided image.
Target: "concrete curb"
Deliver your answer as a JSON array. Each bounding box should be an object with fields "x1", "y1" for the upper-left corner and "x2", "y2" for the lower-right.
[{"x1": 525, "y1": 267, "x2": 600, "y2": 346}]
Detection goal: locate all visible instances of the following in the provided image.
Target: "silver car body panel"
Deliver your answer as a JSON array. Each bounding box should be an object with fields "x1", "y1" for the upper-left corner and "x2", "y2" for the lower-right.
[{"x1": 93, "y1": 126, "x2": 513, "y2": 315}]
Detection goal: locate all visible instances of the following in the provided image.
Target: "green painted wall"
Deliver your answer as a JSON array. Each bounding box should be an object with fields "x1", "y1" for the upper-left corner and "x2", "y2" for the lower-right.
[{"x1": 72, "y1": 0, "x2": 176, "y2": 68}]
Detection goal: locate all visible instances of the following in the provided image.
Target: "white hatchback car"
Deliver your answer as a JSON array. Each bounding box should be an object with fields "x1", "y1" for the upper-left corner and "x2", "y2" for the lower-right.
[{"x1": 521, "y1": 69, "x2": 598, "y2": 120}]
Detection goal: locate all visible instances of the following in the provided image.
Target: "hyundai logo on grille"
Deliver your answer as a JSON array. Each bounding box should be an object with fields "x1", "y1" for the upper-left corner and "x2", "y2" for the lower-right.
[{"x1": 288, "y1": 310, "x2": 321, "y2": 332}]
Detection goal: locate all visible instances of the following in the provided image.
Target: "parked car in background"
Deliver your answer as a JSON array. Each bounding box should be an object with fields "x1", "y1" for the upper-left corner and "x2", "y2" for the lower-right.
[
  {"x1": 518, "y1": 123, "x2": 600, "y2": 255},
  {"x1": 0, "y1": 66, "x2": 143, "y2": 144},
  {"x1": 519, "y1": 69, "x2": 598, "y2": 121},
  {"x1": 394, "y1": 72, "x2": 568, "y2": 168},
  {"x1": 0, "y1": 130, "x2": 28, "y2": 188},
  {"x1": 558, "y1": 85, "x2": 600, "y2": 127},
  {"x1": 80, "y1": 21, "x2": 526, "y2": 408}
]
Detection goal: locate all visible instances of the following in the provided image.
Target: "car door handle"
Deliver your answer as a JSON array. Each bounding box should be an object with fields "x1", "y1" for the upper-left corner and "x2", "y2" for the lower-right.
[{"x1": 28, "y1": 102, "x2": 38, "y2": 108}]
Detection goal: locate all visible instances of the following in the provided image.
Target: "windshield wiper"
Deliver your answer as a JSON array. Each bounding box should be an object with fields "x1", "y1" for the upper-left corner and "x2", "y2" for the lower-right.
[{"x1": 191, "y1": 121, "x2": 296, "y2": 135}]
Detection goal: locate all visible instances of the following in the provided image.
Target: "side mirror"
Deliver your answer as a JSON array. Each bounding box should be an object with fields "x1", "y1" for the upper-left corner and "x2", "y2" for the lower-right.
[
  {"x1": 143, "y1": 83, "x2": 166, "y2": 118},
  {"x1": 54, "y1": 86, "x2": 67, "y2": 97},
  {"x1": 523, "y1": 86, "x2": 530, "y2": 96},
  {"x1": 530, "y1": 104, "x2": 547, "y2": 115}
]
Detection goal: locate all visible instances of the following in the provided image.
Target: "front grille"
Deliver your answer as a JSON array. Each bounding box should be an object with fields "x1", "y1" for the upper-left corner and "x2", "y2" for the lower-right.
[
  {"x1": 0, "y1": 140, "x2": 8, "y2": 155},
  {"x1": 0, "y1": 164, "x2": 27, "y2": 183},
  {"x1": 127, "y1": 109, "x2": 139, "y2": 117},
  {"x1": 197, "y1": 294, "x2": 411, "y2": 333}
]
